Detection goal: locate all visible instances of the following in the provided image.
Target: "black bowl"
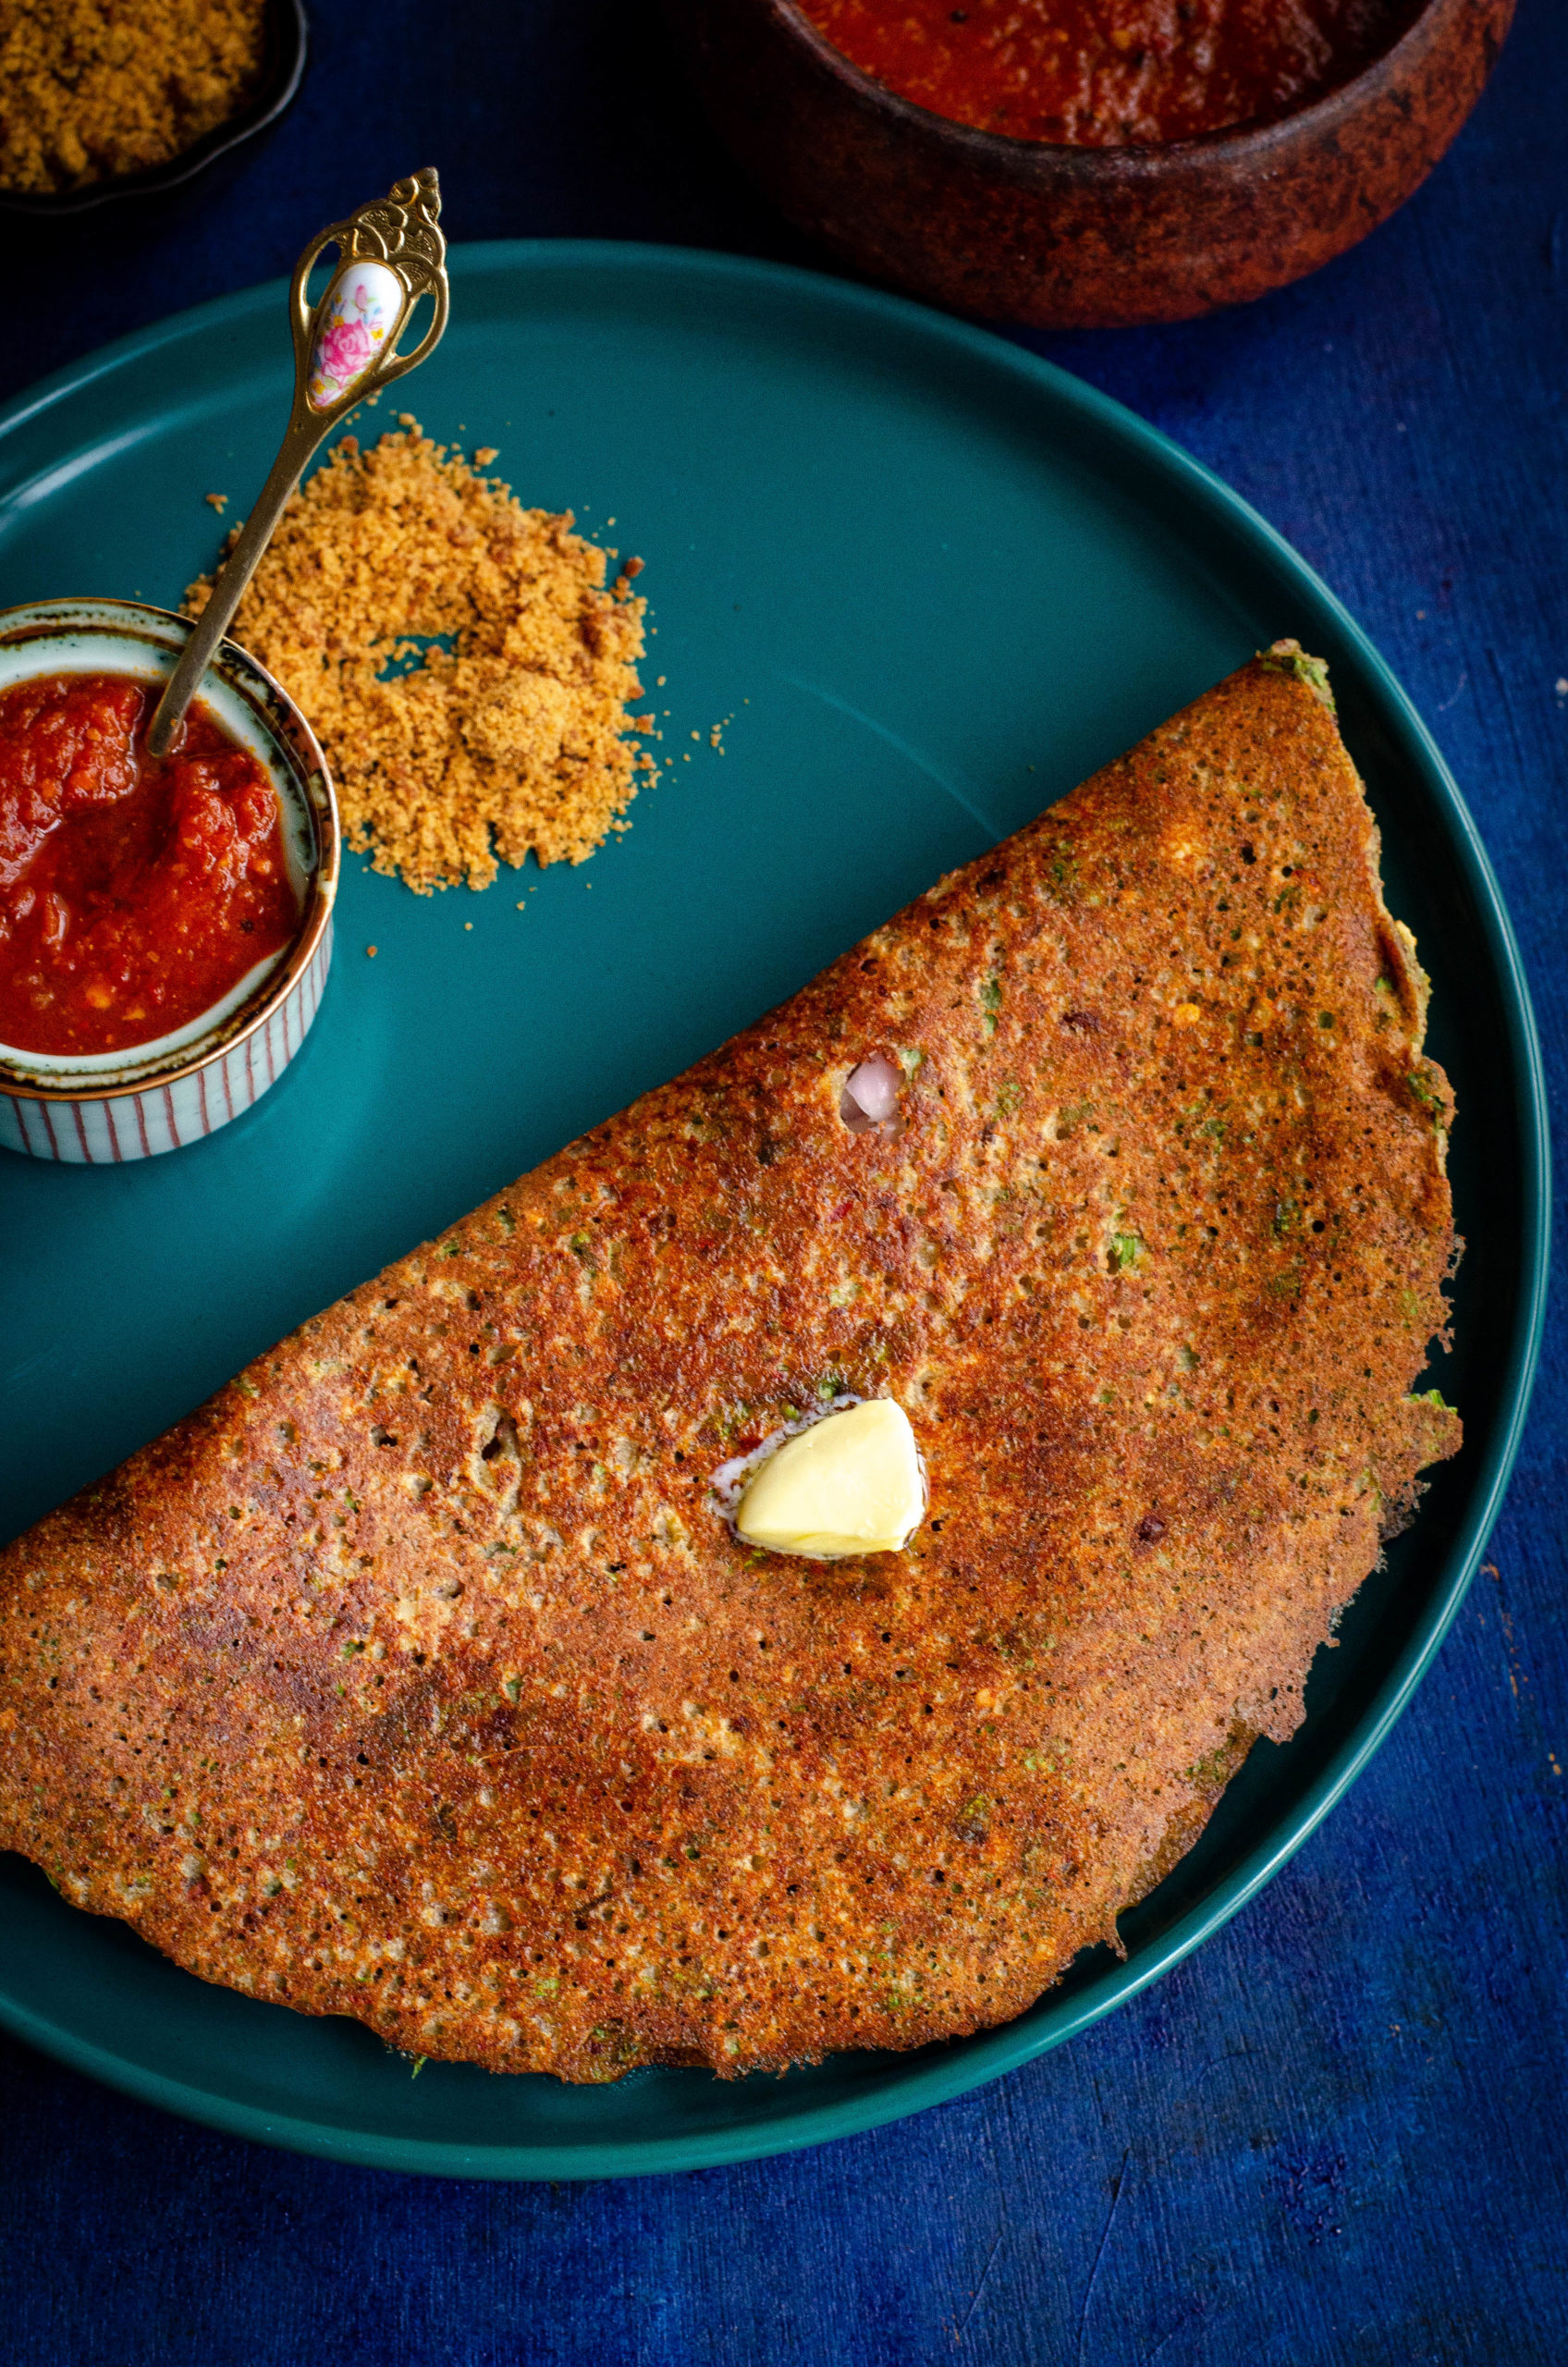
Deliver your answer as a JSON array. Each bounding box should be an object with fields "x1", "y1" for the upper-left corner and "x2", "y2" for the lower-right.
[{"x1": 0, "y1": 0, "x2": 307, "y2": 220}]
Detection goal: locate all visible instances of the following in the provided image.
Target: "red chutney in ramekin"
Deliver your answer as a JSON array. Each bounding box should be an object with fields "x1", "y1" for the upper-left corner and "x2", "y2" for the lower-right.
[
  {"x1": 798, "y1": 0, "x2": 1423, "y2": 144},
  {"x1": 0, "y1": 670, "x2": 300, "y2": 1058}
]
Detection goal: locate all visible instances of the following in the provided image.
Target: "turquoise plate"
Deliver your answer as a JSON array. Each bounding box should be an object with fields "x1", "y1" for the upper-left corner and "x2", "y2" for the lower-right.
[{"x1": 0, "y1": 244, "x2": 1547, "y2": 2179}]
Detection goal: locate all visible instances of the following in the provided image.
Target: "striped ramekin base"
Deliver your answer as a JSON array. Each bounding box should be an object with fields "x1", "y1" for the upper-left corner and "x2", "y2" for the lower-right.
[{"x1": 0, "y1": 922, "x2": 333, "y2": 1164}]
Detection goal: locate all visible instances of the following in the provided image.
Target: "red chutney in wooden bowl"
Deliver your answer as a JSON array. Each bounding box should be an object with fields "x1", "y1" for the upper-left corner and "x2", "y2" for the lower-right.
[
  {"x1": 798, "y1": 0, "x2": 1424, "y2": 145},
  {"x1": 0, "y1": 672, "x2": 300, "y2": 1058},
  {"x1": 666, "y1": 0, "x2": 1513, "y2": 326}
]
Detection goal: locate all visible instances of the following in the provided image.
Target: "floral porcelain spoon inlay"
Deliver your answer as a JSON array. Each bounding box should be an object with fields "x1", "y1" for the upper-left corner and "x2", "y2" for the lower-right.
[{"x1": 145, "y1": 169, "x2": 449, "y2": 759}]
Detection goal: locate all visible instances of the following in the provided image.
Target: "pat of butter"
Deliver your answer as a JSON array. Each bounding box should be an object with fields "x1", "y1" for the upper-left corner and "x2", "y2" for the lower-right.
[{"x1": 735, "y1": 1400, "x2": 923, "y2": 1559}]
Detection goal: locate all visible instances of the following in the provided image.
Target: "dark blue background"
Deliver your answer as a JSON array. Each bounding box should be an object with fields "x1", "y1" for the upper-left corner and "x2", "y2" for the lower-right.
[{"x1": 3, "y1": 3, "x2": 1564, "y2": 2359}]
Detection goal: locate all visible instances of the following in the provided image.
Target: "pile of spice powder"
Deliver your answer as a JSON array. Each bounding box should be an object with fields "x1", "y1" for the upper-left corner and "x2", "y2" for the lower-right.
[
  {"x1": 185, "y1": 424, "x2": 657, "y2": 894},
  {"x1": 0, "y1": 0, "x2": 268, "y2": 194}
]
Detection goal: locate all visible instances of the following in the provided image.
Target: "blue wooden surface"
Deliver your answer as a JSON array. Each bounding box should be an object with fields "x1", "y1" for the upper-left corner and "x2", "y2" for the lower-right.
[{"x1": 2, "y1": 1, "x2": 1563, "y2": 2358}]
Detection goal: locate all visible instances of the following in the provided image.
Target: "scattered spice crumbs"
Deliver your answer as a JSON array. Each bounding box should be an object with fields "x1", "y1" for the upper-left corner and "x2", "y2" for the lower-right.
[
  {"x1": 204, "y1": 492, "x2": 228, "y2": 513},
  {"x1": 185, "y1": 424, "x2": 657, "y2": 894},
  {"x1": 0, "y1": 0, "x2": 268, "y2": 193}
]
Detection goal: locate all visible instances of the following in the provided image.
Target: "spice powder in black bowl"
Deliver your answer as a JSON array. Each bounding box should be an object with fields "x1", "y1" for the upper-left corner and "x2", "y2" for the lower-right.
[{"x1": 0, "y1": 0, "x2": 306, "y2": 215}]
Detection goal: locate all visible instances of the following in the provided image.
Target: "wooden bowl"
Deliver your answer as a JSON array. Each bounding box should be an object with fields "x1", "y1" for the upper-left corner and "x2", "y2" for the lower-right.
[{"x1": 664, "y1": 0, "x2": 1514, "y2": 328}]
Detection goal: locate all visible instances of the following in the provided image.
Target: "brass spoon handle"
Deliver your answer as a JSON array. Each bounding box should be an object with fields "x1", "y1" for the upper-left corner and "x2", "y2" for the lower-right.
[{"x1": 146, "y1": 168, "x2": 449, "y2": 758}]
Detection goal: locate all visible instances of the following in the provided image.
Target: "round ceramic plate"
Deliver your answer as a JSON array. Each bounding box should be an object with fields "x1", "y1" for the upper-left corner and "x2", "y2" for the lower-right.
[{"x1": 0, "y1": 244, "x2": 1546, "y2": 2179}]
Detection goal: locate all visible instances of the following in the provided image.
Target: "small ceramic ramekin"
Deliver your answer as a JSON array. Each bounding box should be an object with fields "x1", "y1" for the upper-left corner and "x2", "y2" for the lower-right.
[{"x1": 0, "y1": 597, "x2": 337, "y2": 1162}]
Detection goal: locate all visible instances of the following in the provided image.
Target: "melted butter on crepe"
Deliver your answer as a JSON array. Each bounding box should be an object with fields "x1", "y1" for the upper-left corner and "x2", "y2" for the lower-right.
[{"x1": 736, "y1": 1400, "x2": 923, "y2": 1558}]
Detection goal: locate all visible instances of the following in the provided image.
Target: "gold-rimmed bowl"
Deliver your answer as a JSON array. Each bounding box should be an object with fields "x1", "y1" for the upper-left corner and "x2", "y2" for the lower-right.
[{"x1": 0, "y1": 597, "x2": 337, "y2": 1161}]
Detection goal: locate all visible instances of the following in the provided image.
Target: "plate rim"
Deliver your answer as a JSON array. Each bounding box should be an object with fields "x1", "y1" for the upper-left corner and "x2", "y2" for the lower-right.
[{"x1": 0, "y1": 237, "x2": 1550, "y2": 2180}]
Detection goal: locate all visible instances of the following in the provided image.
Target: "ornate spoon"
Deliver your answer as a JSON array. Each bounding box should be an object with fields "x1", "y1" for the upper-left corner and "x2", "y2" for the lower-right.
[{"x1": 146, "y1": 169, "x2": 449, "y2": 757}]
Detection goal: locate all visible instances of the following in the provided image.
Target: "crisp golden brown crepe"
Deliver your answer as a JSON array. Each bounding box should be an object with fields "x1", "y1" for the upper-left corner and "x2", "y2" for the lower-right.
[{"x1": 0, "y1": 645, "x2": 1459, "y2": 2080}]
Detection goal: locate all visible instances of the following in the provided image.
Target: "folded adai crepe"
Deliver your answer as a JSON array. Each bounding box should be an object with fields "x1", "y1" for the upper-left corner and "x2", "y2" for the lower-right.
[{"x1": 0, "y1": 645, "x2": 1460, "y2": 2080}]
